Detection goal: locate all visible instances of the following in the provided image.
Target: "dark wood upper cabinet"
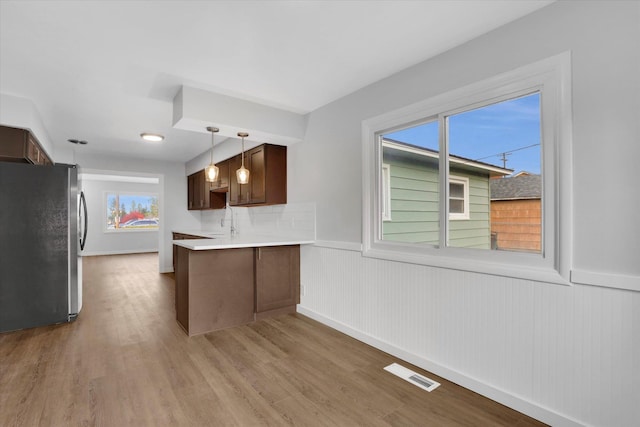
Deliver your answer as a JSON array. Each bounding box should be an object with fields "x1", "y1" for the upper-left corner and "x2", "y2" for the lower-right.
[
  {"x1": 248, "y1": 145, "x2": 266, "y2": 204},
  {"x1": 187, "y1": 143, "x2": 286, "y2": 210},
  {"x1": 209, "y1": 158, "x2": 229, "y2": 191},
  {"x1": 228, "y1": 153, "x2": 248, "y2": 205},
  {"x1": 187, "y1": 170, "x2": 226, "y2": 211},
  {"x1": 0, "y1": 125, "x2": 52, "y2": 165},
  {"x1": 229, "y1": 144, "x2": 286, "y2": 207}
]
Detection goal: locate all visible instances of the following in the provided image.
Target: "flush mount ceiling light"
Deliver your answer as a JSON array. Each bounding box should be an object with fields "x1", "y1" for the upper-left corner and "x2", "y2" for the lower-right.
[
  {"x1": 67, "y1": 139, "x2": 88, "y2": 145},
  {"x1": 140, "y1": 132, "x2": 164, "y2": 142},
  {"x1": 236, "y1": 132, "x2": 250, "y2": 185},
  {"x1": 205, "y1": 126, "x2": 220, "y2": 183}
]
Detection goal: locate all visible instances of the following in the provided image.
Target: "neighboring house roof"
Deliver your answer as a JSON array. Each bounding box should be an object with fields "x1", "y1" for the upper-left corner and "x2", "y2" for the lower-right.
[
  {"x1": 382, "y1": 138, "x2": 513, "y2": 177},
  {"x1": 512, "y1": 171, "x2": 535, "y2": 177},
  {"x1": 490, "y1": 174, "x2": 541, "y2": 200}
]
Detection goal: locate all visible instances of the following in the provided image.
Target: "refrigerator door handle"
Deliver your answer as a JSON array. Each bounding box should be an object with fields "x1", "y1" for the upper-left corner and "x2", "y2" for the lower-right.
[{"x1": 79, "y1": 191, "x2": 88, "y2": 251}]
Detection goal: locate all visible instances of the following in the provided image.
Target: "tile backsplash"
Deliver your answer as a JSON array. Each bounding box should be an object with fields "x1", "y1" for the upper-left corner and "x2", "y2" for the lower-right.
[{"x1": 200, "y1": 202, "x2": 316, "y2": 240}]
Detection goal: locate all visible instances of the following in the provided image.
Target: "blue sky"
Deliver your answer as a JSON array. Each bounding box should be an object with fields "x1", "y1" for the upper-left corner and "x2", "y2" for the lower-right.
[
  {"x1": 107, "y1": 194, "x2": 156, "y2": 213},
  {"x1": 385, "y1": 93, "x2": 541, "y2": 174}
]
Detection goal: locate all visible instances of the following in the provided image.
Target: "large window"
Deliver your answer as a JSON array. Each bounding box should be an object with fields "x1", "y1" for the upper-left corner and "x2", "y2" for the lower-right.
[
  {"x1": 362, "y1": 53, "x2": 572, "y2": 283},
  {"x1": 381, "y1": 94, "x2": 541, "y2": 250},
  {"x1": 106, "y1": 192, "x2": 159, "y2": 232}
]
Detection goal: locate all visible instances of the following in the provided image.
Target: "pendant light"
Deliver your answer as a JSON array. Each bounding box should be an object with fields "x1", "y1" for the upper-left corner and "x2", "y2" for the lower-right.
[
  {"x1": 236, "y1": 132, "x2": 250, "y2": 185},
  {"x1": 205, "y1": 126, "x2": 219, "y2": 182}
]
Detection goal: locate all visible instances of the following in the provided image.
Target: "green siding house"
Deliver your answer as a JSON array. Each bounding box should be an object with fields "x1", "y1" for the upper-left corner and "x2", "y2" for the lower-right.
[{"x1": 381, "y1": 139, "x2": 511, "y2": 248}]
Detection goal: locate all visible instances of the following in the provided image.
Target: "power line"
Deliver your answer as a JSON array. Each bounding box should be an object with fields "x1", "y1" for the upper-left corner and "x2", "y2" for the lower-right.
[{"x1": 473, "y1": 143, "x2": 540, "y2": 163}]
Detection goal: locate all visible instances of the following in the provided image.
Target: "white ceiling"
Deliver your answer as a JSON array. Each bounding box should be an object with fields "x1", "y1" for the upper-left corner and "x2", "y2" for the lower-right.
[{"x1": 0, "y1": 0, "x2": 554, "y2": 163}]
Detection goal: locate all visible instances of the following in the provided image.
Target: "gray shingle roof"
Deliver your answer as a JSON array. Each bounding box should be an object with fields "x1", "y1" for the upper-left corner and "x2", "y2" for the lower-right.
[{"x1": 490, "y1": 174, "x2": 541, "y2": 200}]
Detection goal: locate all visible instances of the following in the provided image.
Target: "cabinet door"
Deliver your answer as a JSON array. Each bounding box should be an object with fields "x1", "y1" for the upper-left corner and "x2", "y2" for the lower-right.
[
  {"x1": 189, "y1": 170, "x2": 226, "y2": 210},
  {"x1": 188, "y1": 171, "x2": 209, "y2": 209},
  {"x1": 0, "y1": 126, "x2": 27, "y2": 161},
  {"x1": 227, "y1": 144, "x2": 286, "y2": 207},
  {"x1": 228, "y1": 155, "x2": 240, "y2": 205},
  {"x1": 210, "y1": 159, "x2": 230, "y2": 191},
  {"x1": 26, "y1": 137, "x2": 40, "y2": 164},
  {"x1": 248, "y1": 145, "x2": 265, "y2": 204},
  {"x1": 0, "y1": 126, "x2": 52, "y2": 165},
  {"x1": 218, "y1": 159, "x2": 230, "y2": 189},
  {"x1": 187, "y1": 174, "x2": 195, "y2": 210},
  {"x1": 255, "y1": 245, "x2": 300, "y2": 314},
  {"x1": 194, "y1": 172, "x2": 203, "y2": 209},
  {"x1": 228, "y1": 154, "x2": 250, "y2": 205}
]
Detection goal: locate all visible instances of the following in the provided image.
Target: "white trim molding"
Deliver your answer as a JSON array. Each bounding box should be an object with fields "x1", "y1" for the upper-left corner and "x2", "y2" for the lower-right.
[
  {"x1": 313, "y1": 240, "x2": 362, "y2": 252},
  {"x1": 80, "y1": 249, "x2": 159, "y2": 257},
  {"x1": 448, "y1": 175, "x2": 469, "y2": 221},
  {"x1": 571, "y1": 269, "x2": 640, "y2": 292}
]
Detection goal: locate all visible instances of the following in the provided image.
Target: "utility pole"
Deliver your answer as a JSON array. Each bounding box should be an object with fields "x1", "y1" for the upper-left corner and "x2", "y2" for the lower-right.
[{"x1": 499, "y1": 152, "x2": 511, "y2": 168}]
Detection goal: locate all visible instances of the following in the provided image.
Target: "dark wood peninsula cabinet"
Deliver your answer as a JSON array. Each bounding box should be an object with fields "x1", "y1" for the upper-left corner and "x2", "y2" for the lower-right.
[
  {"x1": 172, "y1": 232, "x2": 205, "y2": 272},
  {"x1": 0, "y1": 125, "x2": 52, "y2": 165},
  {"x1": 255, "y1": 245, "x2": 300, "y2": 319},
  {"x1": 173, "y1": 243, "x2": 302, "y2": 336},
  {"x1": 175, "y1": 246, "x2": 255, "y2": 336}
]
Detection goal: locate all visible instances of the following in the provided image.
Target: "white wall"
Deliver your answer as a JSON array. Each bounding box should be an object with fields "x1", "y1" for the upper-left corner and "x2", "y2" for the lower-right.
[
  {"x1": 200, "y1": 202, "x2": 316, "y2": 240},
  {"x1": 291, "y1": 2, "x2": 639, "y2": 426},
  {"x1": 70, "y1": 152, "x2": 201, "y2": 273},
  {"x1": 80, "y1": 177, "x2": 160, "y2": 256},
  {"x1": 0, "y1": 93, "x2": 55, "y2": 158}
]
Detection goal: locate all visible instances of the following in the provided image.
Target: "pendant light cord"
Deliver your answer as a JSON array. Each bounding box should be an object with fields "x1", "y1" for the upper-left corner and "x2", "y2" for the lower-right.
[{"x1": 241, "y1": 135, "x2": 245, "y2": 167}]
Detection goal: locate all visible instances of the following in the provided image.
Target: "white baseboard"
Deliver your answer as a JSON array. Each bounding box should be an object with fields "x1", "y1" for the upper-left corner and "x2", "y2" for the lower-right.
[
  {"x1": 296, "y1": 305, "x2": 584, "y2": 427},
  {"x1": 80, "y1": 249, "x2": 158, "y2": 256}
]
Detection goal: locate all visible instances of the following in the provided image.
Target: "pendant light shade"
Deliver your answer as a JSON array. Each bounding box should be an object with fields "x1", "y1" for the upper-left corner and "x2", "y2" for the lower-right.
[
  {"x1": 236, "y1": 132, "x2": 250, "y2": 185},
  {"x1": 205, "y1": 126, "x2": 219, "y2": 183},
  {"x1": 205, "y1": 163, "x2": 219, "y2": 182}
]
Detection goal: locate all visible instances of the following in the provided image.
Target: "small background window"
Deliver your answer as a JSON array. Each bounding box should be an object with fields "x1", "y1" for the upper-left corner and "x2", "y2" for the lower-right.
[
  {"x1": 106, "y1": 192, "x2": 159, "y2": 231},
  {"x1": 448, "y1": 176, "x2": 469, "y2": 220}
]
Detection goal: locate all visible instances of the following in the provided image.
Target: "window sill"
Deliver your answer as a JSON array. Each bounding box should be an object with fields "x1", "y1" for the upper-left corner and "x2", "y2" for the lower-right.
[{"x1": 363, "y1": 246, "x2": 570, "y2": 286}]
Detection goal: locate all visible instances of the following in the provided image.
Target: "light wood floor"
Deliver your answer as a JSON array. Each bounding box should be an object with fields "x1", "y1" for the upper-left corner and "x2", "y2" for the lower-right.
[{"x1": 0, "y1": 253, "x2": 546, "y2": 426}]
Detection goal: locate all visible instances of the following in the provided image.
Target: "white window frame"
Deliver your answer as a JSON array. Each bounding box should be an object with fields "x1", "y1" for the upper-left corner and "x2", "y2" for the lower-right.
[
  {"x1": 361, "y1": 52, "x2": 573, "y2": 284},
  {"x1": 381, "y1": 163, "x2": 392, "y2": 222},
  {"x1": 448, "y1": 175, "x2": 469, "y2": 221}
]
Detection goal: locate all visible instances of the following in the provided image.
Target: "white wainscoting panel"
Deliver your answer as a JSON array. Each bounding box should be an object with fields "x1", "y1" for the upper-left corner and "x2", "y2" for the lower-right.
[{"x1": 299, "y1": 245, "x2": 639, "y2": 427}]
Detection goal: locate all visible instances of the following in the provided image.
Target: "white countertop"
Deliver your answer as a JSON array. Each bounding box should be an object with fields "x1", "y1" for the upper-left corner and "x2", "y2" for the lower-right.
[
  {"x1": 172, "y1": 230, "x2": 315, "y2": 250},
  {"x1": 173, "y1": 229, "x2": 228, "y2": 239}
]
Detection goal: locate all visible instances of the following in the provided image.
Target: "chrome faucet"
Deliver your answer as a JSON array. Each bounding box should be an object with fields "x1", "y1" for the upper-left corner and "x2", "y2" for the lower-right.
[{"x1": 226, "y1": 204, "x2": 238, "y2": 236}]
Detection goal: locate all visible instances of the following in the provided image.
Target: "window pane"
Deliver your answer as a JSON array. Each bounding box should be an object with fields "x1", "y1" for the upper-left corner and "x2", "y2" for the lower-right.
[
  {"x1": 381, "y1": 120, "x2": 440, "y2": 246},
  {"x1": 449, "y1": 199, "x2": 464, "y2": 214},
  {"x1": 447, "y1": 93, "x2": 541, "y2": 252},
  {"x1": 450, "y1": 182, "x2": 464, "y2": 199},
  {"x1": 106, "y1": 193, "x2": 159, "y2": 231}
]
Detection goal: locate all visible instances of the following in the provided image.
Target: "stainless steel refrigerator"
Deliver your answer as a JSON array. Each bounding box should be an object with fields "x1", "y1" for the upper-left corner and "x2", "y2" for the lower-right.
[{"x1": 0, "y1": 162, "x2": 86, "y2": 333}]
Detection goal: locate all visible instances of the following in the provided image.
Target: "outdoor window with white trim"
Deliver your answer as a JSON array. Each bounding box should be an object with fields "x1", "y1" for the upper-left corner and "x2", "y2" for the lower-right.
[
  {"x1": 448, "y1": 176, "x2": 469, "y2": 221},
  {"x1": 105, "y1": 192, "x2": 159, "y2": 232},
  {"x1": 362, "y1": 53, "x2": 572, "y2": 283}
]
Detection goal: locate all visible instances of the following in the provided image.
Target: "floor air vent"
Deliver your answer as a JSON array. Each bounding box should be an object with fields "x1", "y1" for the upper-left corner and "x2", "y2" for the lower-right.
[{"x1": 384, "y1": 363, "x2": 440, "y2": 392}]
